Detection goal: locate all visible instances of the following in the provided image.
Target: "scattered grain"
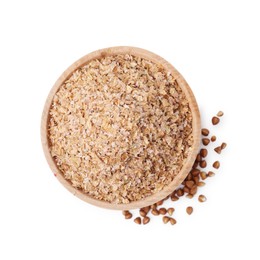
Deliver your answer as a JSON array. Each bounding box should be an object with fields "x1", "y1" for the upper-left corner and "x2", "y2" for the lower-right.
[
  {"x1": 192, "y1": 161, "x2": 199, "y2": 169},
  {"x1": 202, "y1": 138, "x2": 210, "y2": 146},
  {"x1": 193, "y1": 176, "x2": 199, "y2": 185},
  {"x1": 122, "y1": 210, "x2": 129, "y2": 216},
  {"x1": 213, "y1": 161, "x2": 220, "y2": 169},
  {"x1": 141, "y1": 206, "x2": 151, "y2": 214},
  {"x1": 156, "y1": 200, "x2": 164, "y2": 207},
  {"x1": 198, "y1": 181, "x2": 205, "y2": 187},
  {"x1": 221, "y1": 142, "x2": 227, "y2": 150},
  {"x1": 151, "y1": 204, "x2": 157, "y2": 210},
  {"x1": 139, "y1": 209, "x2": 147, "y2": 217},
  {"x1": 217, "y1": 111, "x2": 224, "y2": 117},
  {"x1": 176, "y1": 189, "x2": 184, "y2": 197},
  {"x1": 183, "y1": 186, "x2": 190, "y2": 193},
  {"x1": 171, "y1": 195, "x2": 179, "y2": 201},
  {"x1": 163, "y1": 216, "x2": 170, "y2": 224},
  {"x1": 125, "y1": 212, "x2": 133, "y2": 219},
  {"x1": 212, "y1": 116, "x2": 220, "y2": 125},
  {"x1": 169, "y1": 218, "x2": 177, "y2": 225},
  {"x1": 143, "y1": 216, "x2": 150, "y2": 225},
  {"x1": 200, "y1": 171, "x2": 207, "y2": 180},
  {"x1": 151, "y1": 209, "x2": 160, "y2": 216},
  {"x1": 185, "y1": 180, "x2": 195, "y2": 189},
  {"x1": 134, "y1": 217, "x2": 141, "y2": 225},
  {"x1": 198, "y1": 195, "x2": 207, "y2": 202},
  {"x1": 159, "y1": 208, "x2": 167, "y2": 215},
  {"x1": 200, "y1": 160, "x2": 207, "y2": 168},
  {"x1": 167, "y1": 208, "x2": 175, "y2": 216},
  {"x1": 186, "y1": 206, "x2": 193, "y2": 215},
  {"x1": 191, "y1": 169, "x2": 200, "y2": 176},
  {"x1": 211, "y1": 135, "x2": 217, "y2": 142},
  {"x1": 196, "y1": 154, "x2": 202, "y2": 162},
  {"x1": 200, "y1": 149, "x2": 208, "y2": 158},
  {"x1": 208, "y1": 171, "x2": 215, "y2": 177},
  {"x1": 201, "y1": 128, "x2": 209, "y2": 136},
  {"x1": 189, "y1": 186, "x2": 197, "y2": 195},
  {"x1": 214, "y1": 146, "x2": 222, "y2": 154}
]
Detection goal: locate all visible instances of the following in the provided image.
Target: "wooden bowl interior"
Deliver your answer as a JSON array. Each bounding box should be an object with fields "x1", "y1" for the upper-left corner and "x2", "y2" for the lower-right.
[{"x1": 41, "y1": 46, "x2": 201, "y2": 210}]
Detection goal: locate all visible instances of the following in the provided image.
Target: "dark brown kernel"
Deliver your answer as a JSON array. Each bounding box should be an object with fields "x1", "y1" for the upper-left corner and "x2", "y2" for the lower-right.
[
  {"x1": 159, "y1": 208, "x2": 167, "y2": 215},
  {"x1": 125, "y1": 212, "x2": 133, "y2": 219},
  {"x1": 200, "y1": 171, "x2": 207, "y2": 180},
  {"x1": 193, "y1": 176, "x2": 199, "y2": 185},
  {"x1": 139, "y1": 209, "x2": 146, "y2": 217},
  {"x1": 163, "y1": 216, "x2": 170, "y2": 224},
  {"x1": 171, "y1": 195, "x2": 179, "y2": 201},
  {"x1": 151, "y1": 209, "x2": 160, "y2": 216},
  {"x1": 213, "y1": 161, "x2": 220, "y2": 169},
  {"x1": 183, "y1": 186, "x2": 190, "y2": 193},
  {"x1": 211, "y1": 135, "x2": 217, "y2": 142},
  {"x1": 200, "y1": 149, "x2": 208, "y2": 158},
  {"x1": 143, "y1": 216, "x2": 150, "y2": 225},
  {"x1": 201, "y1": 128, "x2": 209, "y2": 136},
  {"x1": 212, "y1": 116, "x2": 220, "y2": 125},
  {"x1": 202, "y1": 138, "x2": 210, "y2": 146},
  {"x1": 214, "y1": 146, "x2": 222, "y2": 154},
  {"x1": 198, "y1": 195, "x2": 207, "y2": 202},
  {"x1": 156, "y1": 200, "x2": 164, "y2": 206},
  {"x1": 200, "y1": 160, "x2": 207, "y2": 168},
  {"x1": 221, "y1": 142, "x2": 227, "y2": 150},
  {"x1": 185, "y1": 180, "x2": 195, "y2": 189},
  {"x1": 167, "y1": 208, "x2": 175, "y2": 216},
  {"x1": 169, "y1": 218, "x2": 177, "y2": 225},
  {"x1": 134, "y1": 217, "x2": 141, "y2": 224},
  {"x1": 186, "y1": 206, "x2": 193, "y2": 215},
  {"x1": 176, "y1": 189, "x2": 184, "y2": 197},
  {"x1": 196, "y1": 154, "x2": 202, "y2": 162},
  {"x1": 189, "y1": 186, "x2": 197, "y2": 195},
  {"x1": 208, "y1": 171, "x2": 215, "y2": 177},
  {"x1": 191, "y1": 169, "x2": 200, "y2": 176}
]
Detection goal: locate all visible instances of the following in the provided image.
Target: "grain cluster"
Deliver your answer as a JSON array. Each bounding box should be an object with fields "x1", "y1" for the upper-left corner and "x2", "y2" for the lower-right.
[
  {"x1": 122, "y1": 111, "x2": 226, "y2": 225},
  {"x1": 48, "y1": 54, "x2": 193, "y2": 204}
]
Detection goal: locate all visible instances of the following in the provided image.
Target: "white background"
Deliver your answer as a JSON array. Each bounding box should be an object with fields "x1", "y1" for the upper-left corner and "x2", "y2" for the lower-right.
[{"x1": 0, "y1": 0, "x2": 259, "y2": 259}]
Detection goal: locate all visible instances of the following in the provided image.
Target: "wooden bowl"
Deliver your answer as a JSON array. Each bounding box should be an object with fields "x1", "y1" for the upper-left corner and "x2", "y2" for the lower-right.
[{"x1": 41, "y1": 46, "x2": 201, "y2": 210}]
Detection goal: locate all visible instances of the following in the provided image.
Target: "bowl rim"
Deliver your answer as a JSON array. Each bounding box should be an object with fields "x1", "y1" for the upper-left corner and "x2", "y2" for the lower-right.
[{"x1": 41, "y1": 46, "x2": 201, "y2": 210}]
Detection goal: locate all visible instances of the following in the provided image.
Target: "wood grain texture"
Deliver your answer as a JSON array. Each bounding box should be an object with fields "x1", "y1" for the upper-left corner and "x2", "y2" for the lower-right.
[{"x1": 41, "y1": 46, "x2": 201, "y2": 210}]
